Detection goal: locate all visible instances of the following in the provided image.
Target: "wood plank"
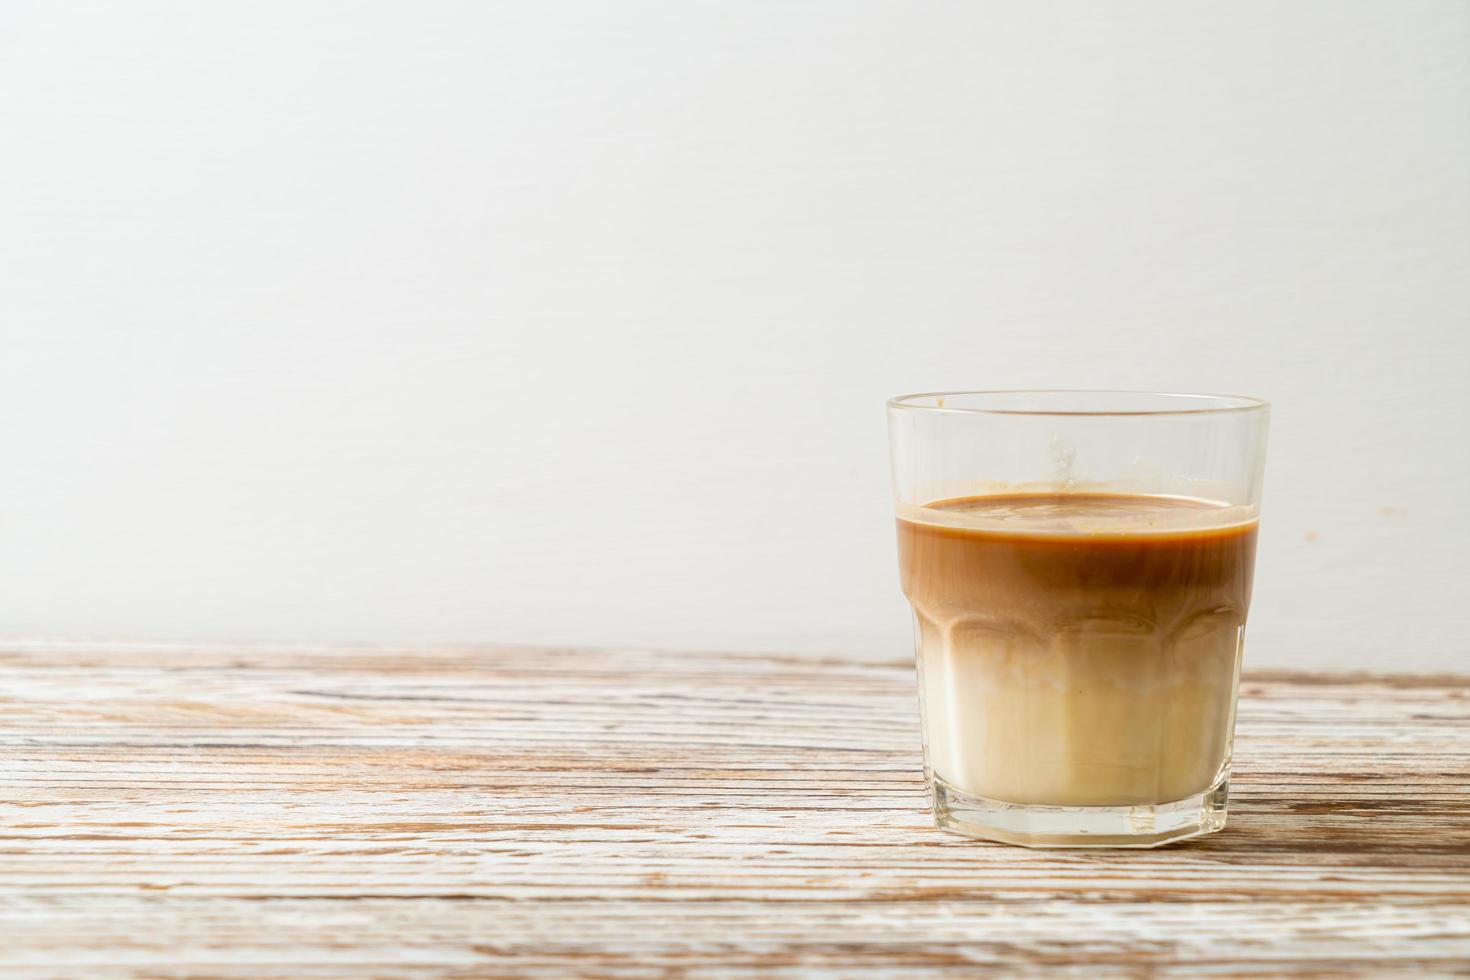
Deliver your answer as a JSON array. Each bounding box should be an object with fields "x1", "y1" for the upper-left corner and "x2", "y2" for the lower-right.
[{"x1": 1, "y1": 644, "x2": 1468, "y2": 977}]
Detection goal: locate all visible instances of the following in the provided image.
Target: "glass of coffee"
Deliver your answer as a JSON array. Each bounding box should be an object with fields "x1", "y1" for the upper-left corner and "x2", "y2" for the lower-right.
[{"x1": 888, "y1": 391, "x2": 1269, "y2": 847}]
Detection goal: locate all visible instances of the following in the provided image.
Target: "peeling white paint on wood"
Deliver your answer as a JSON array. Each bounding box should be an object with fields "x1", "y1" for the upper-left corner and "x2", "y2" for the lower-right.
[{"x1": 1, "y1": 644, "x2": 1467, "y2": 976}]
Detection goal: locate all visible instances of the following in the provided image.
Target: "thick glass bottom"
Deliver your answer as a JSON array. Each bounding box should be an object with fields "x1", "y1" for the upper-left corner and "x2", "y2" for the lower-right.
[{"x1": 931, "y1": 770, "x2": 1230, "y2": 848}]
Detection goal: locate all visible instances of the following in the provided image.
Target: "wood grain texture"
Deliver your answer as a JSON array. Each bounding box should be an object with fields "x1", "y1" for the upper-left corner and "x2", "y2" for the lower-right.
[{"x1": 1, "y1": 643, "x2": 1467, "y2": 978}]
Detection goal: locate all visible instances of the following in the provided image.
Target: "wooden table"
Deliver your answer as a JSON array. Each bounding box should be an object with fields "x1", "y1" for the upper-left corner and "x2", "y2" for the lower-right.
[{"x1": 2, "y1": 644, "x2": 1467, "y2": 977}]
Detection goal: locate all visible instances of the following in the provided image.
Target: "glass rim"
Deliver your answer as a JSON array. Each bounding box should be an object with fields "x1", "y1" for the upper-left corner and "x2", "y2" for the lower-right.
[{"x1": 887, "y1": 389, "x2": 1270, "y2": 418}]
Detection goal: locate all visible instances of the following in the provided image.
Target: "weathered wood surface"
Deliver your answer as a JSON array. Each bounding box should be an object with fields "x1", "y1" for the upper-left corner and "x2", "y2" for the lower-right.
[{"x1": 1, "y1": 643, "x2": 1467, "y2": 978}]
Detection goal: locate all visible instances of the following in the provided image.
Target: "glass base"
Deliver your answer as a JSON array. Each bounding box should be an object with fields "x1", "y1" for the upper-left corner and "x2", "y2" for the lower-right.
[{"x1": 931, "y1": 771, "x2": 1230, "y2": 848}]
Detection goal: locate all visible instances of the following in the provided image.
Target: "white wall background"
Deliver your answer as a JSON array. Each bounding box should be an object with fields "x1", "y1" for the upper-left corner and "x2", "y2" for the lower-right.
[{"x1": 2, "y1": 1, "x2": 1467, "y2": 670}]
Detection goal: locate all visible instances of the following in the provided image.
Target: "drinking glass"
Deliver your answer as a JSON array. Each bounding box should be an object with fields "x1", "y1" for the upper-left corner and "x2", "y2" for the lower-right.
[{"x1": 888, "y1": 391, "x2": 1269, "y2": 847}]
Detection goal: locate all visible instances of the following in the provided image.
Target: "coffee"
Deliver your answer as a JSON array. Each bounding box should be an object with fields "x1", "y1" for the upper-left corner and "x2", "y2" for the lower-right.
[{"x1": 897, "y1": 493, "x2": 1257, "y2": 807}]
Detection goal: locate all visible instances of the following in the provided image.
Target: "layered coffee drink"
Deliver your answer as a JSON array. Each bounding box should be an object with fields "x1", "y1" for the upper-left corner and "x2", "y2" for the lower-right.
[{"x1": 897, "y1": 493, "x2": 1257, "y2": 811}]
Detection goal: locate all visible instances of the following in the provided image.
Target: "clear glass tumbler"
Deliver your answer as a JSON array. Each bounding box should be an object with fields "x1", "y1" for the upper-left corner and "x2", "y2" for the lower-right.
[{"x1": 888, "y1": 391, "x2": 1269, "y2": 847}]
